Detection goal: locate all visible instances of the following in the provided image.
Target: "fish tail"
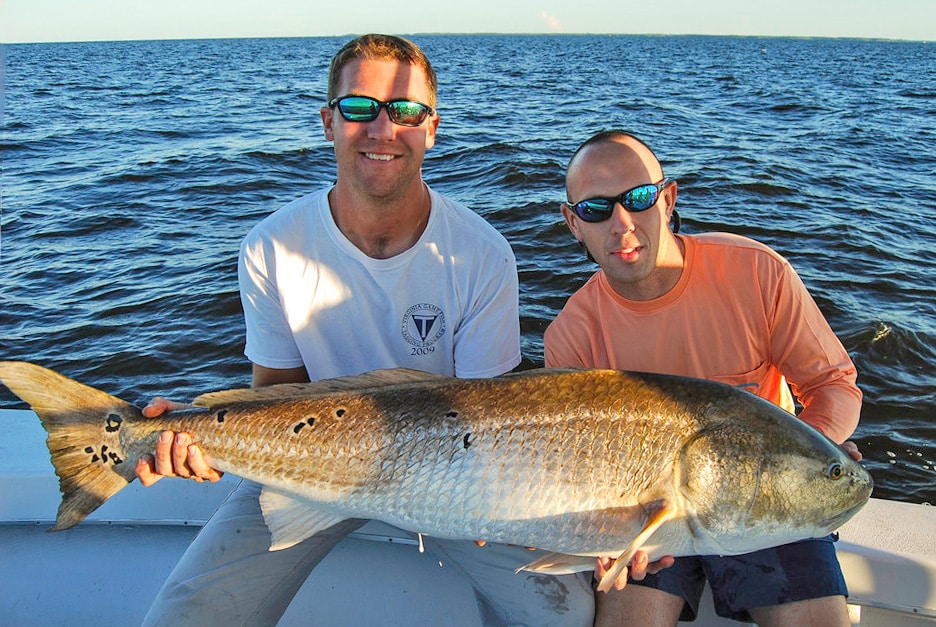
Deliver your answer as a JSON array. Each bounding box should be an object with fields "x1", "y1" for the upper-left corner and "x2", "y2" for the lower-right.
[{"x1": 0, "y1": 361, "x2": 143, "y2": 530}]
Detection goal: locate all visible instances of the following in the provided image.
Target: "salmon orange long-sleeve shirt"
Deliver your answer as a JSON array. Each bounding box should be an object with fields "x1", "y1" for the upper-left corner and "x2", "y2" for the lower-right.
[{"x1": 544, "y1": 232, "x2": 861, "y2": 443}]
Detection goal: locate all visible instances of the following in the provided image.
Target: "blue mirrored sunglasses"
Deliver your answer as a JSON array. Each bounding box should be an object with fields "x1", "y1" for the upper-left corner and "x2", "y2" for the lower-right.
[
  {"x1": 567, "y1": 179, "x2": 673, "y2": 223},
  {"x1": 328, "y1": 95, "x2": 434, "y2": 127}
]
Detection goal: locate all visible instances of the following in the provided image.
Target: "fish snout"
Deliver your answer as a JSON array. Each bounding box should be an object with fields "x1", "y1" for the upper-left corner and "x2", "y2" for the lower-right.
[{"x1": 819, "y1": 457, "x2": 873, "y2": 529}]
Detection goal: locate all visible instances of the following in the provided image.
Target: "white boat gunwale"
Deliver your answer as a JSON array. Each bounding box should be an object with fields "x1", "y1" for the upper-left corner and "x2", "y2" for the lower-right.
[{"x1": 2, "y1": 407, "x2": 934, "y2": 626}]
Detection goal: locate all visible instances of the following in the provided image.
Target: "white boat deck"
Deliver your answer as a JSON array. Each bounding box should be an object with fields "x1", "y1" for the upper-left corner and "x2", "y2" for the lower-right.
[{"x1": 2, "y1": 407, "x2": 934, "y2": 626}]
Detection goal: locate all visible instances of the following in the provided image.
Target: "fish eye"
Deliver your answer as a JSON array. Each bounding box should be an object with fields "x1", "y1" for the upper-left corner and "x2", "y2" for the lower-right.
[{"x1": 827, "y1": 462, "x2": 845, "y2": 480}]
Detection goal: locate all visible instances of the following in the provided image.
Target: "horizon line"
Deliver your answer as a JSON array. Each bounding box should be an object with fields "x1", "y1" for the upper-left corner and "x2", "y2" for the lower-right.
[{"x1": 2, "y1": 32, "x2": 930, "y2": 46}]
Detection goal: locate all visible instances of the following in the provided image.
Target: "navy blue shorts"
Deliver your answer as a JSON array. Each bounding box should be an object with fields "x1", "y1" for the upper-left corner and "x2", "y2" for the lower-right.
[{"x1": 630, "y1": 536, "x2": 848, "y2": 622}]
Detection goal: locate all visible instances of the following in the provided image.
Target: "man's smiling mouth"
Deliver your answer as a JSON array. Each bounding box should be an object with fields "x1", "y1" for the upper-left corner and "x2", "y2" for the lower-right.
[{"x1": 611, "y1": 245, "x2": 641, "y2": 261}]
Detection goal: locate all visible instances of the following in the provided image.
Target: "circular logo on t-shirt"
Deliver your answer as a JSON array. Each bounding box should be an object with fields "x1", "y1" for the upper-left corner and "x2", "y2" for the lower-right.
[{"x1": 402, "y1": 303, "x2": 445, "y2": 348}]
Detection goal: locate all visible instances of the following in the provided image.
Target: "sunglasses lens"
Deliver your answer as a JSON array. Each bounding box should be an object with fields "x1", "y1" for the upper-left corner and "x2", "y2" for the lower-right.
[
  {"x1": 337, "y1": 96, "x2": 380, "y2": 121},
  {"x1": 624, "y1": 184, "x2": 659, "y2": 211},
  {"x1": 387, "y1": 101, "x2": 430, "y2": 126},
  {"x1": 573, "y1": 200, "x2": 613, "y2": 223}
]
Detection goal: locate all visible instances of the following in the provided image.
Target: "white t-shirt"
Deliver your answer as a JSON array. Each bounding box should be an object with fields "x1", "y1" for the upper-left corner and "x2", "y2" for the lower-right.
[{"x1": 239, "y1": 186, "x2": 521, "y2": 380}]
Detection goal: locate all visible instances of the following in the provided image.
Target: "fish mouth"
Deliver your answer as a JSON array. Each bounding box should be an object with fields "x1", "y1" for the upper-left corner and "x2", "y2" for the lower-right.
[{"x1": 819, "y1": 484, "x2": 873, "y2": 529}]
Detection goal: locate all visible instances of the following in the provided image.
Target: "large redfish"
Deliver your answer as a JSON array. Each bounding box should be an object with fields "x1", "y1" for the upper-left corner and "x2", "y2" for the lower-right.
[{"x1": 0, "y1": 361, "x2": 871, "y2": 592}]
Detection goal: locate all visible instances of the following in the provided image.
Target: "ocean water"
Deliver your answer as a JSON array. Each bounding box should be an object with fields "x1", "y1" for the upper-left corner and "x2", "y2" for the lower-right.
[{"x1": 1, "y1": 35, "x2": 934, "y2": 504}]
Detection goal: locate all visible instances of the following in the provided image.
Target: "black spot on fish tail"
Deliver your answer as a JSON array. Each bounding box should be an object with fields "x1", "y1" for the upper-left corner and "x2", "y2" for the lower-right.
[
  {"x1": 446, "y1": 411, "x2": 458, "y2": 419},
  {"x1": 463, "y1": 433, "x2": 472, "y2": 449},
  {"x1": 308, "y1": 417, "x2": 316, "y2": 426},
  {"x1": 335, "y1": 409, "x2": 346, "y2": 418},
  {"x1": 86, "y1": 444, "x2": 123, "y2": 465},
  {"x1": 105, "y1": 414, "x2": 122, "y2": 432},
  {"x1": 216, "y1": 410, "x2": 227, "y2": 423}
]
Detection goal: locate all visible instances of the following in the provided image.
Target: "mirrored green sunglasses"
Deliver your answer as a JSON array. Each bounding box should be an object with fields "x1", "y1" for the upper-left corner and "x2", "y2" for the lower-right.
[{"x1": 328, "y1": 95, "x2": 434, "y2": 127}]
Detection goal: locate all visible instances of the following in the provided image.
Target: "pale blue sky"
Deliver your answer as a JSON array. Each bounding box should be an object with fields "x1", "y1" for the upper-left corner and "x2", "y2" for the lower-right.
[{"x1": 2, "y1": 0, "x2": 934, "y2": 43}]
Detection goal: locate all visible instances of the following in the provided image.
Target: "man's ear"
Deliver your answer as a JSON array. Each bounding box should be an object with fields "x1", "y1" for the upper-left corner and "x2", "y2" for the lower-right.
[
  {"x1": 560, "y1": 203, "x2": 582, "y2": 241},
  {"x1": 424, "y1": 112, "x2": 440, "y2": 149},
  {"x1": 663, "y1": 180, "x2": 678, "y2": 220},
  {"x1": 321, "y1": 106, "x2": 335, "y2": 141}
]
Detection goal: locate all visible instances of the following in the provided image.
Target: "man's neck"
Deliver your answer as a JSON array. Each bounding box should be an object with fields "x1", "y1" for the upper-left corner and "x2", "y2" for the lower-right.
[{"x1": 328, "y1": 183, "x2": 431, "y2": 259}]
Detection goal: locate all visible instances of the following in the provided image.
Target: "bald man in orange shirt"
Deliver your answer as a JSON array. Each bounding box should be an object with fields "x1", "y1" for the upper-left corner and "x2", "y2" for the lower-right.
[{"x1": 545, "y1": 131, "x2": 862, "y2": 627}]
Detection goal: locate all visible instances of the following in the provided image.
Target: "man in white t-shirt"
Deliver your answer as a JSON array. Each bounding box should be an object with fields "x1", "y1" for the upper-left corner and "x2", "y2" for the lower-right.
[{"x1": 134, "y1": 34, "x2": 595, "y2": 626}]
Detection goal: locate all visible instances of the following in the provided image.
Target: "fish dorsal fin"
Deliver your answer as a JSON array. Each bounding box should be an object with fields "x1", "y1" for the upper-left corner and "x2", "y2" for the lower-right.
[
  {"x1": 258, "y1": 487, "x2": 349, "y2": 551},
  {"x1": 193, "y1": 368, "x2": 447, "y2": 407}
]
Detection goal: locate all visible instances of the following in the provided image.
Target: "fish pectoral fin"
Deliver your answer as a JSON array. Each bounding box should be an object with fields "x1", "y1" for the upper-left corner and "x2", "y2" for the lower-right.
[
  {"x1": 596, "y1": 500, "x2": 679, "y2": 593},
  {"x1": 517, "y1": 552, "x2": 597, "y2": 575},
  {"x1": 259, "y1": 488, "x2": 348, "y2": 551},
  {"x1": 194, "y1": 368, "x2": 446, "y2": 407},
  {"x1": 518, "y1": 500, "x2": 679, "y2": 580}
]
